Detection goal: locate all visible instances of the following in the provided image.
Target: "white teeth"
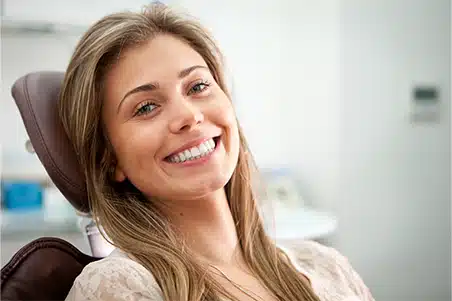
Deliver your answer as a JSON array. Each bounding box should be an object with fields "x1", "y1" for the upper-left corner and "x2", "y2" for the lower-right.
[
  {"x1": 168, "y1": 138, "x2": 217, "y2": 163},
  {"x1": 199, "y1": 143, "x2": 207, "y2": 155},
  {"x1": 190, "y1": 147, "x2": 201, "y2": 157},
  {"x1": 178, "y1": 152, "x2": 186, "y2": 162}
]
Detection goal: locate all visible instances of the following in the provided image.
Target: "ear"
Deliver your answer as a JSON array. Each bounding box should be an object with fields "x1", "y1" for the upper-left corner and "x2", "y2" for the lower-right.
[{"x1": 113, "y1": 164, "x2": 126, "y2": 182}]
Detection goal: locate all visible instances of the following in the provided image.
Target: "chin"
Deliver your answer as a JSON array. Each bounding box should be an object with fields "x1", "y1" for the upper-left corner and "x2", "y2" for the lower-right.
[{"x1": 171, "y1": 173, "x2": 230, "y2": 201}]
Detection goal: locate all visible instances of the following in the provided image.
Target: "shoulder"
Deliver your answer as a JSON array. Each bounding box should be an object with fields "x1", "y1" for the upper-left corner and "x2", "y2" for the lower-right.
[
  {"x1": 281, "y1": 240, "x2": 375, "y2": 301},
  {"x1": 282, "y1": 240, "x2": 346, "y2": 271},
  {"x1": 65, "y1": 249, "x2": 162, "y2": 301},
  {"x1": 280, "y1": 240, "x2": 346, "y2": 282}
]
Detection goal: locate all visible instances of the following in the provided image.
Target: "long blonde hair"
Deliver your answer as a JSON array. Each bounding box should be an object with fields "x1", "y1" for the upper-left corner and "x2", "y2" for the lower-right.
[{"x1": 59, "y1": 3, "x2": 320, "y2": 301}]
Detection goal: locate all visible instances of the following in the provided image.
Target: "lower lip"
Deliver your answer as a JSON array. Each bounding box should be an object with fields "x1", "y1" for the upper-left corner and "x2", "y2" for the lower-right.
[{"x1": 165, "y1": 138, "x2": 220, "y2": 167}]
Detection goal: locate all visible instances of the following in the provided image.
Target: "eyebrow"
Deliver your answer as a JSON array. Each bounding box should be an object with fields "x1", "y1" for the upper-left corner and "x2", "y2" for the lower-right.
[{"x1": 116, "y1": 65, "x2": 208, "y2": 113}]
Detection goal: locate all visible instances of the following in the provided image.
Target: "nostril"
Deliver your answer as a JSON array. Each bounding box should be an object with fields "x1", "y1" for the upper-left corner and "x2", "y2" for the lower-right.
[
  {"x1": 179, "y1": 124, "x2": 191, "y2": 132},
  {"x1": 169, "y1": 107, "x2": 204, "y2": 133}
]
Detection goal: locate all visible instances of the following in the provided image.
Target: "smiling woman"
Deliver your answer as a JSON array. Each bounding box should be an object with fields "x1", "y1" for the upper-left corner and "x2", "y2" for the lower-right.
[
  {"x1": 60, "y1": 2, "x2": 374, "y2": 301},
  {"x1": 100, "y1": 34, "x2": 239, "y2": 204}
]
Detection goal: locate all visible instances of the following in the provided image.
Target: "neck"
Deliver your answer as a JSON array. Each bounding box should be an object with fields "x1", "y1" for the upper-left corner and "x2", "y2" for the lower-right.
[{"x1": 160, "y1": 189, "x2": 244, "y2": 266}]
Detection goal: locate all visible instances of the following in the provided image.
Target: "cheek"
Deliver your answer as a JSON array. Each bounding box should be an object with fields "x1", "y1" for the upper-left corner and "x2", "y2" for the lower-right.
[
  {"x1": 209, "y1": 95, "x2": 237, "y2": 128},
  {"x1": 208, "y1": 97, "x2": 240, "y2": 155},
  {"x1": 113, "y1": 124, "x2": 162, "y2": 171}
]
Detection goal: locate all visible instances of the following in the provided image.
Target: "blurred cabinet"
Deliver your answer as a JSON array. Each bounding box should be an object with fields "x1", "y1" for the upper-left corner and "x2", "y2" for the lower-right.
[
  {"x1": 1, "y1": 232, "x2": 90, "y2": 266},
  {"x1": 262, "y1": 203, "x2": 338, "y2": 244}
]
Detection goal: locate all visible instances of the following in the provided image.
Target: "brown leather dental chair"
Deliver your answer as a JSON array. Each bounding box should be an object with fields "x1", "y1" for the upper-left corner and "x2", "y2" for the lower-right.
[{"x1": 1, "y1": 71, "x2": 113, "y2": 301}]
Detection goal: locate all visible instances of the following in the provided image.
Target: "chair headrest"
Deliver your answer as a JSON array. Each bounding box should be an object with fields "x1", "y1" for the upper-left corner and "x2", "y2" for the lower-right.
[{"x1": 11, "y1": 71, "x2": 89, "y2": 213}]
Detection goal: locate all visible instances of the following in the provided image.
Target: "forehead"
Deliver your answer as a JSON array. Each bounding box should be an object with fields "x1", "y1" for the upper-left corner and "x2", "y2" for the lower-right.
[{"x1": 104, "y1": 34, "x2": 208, "y2": 96}]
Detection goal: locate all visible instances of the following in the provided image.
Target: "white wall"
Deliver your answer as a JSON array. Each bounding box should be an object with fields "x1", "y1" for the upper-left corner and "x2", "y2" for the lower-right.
[
  {"x1": 338, "y1": 1, "x2": 450, "y2": 300},
  {"x1": 2, "y1": 0, "x2": 156, "y2": 26},
  {"x1": 280, "y1": 1, "x2": 341, "y2": 213},
  {"x1": 275, "y1": 1, "x2": 450, "y2": 300}
]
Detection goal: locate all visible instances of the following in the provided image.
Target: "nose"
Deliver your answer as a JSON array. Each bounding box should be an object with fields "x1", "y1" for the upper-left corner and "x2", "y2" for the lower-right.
[{"x1": 168, "y1": 99, "x2": 204, "y2": 133}]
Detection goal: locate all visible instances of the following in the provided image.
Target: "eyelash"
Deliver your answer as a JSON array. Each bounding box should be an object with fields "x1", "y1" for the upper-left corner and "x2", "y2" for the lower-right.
[
  {"x1": 133, "y1": 80, "x2": 211, "y2": 117},
  {"x1": 188, "y1": 80, "x2": 211, "y2": 95},
  {"x1": 134, "y1": 101, "x2": 158, "y2": 117}
]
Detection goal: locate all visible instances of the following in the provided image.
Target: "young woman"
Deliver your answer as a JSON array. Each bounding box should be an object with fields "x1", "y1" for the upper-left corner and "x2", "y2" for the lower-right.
[{"x1": 62, "y1": 3, "x2": 374, "y2": 301}]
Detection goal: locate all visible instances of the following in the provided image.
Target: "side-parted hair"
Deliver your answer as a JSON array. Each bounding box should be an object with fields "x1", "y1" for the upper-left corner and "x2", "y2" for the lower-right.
[{"x1": 59, "y1": 3, "x2": 320, "y2": 301}]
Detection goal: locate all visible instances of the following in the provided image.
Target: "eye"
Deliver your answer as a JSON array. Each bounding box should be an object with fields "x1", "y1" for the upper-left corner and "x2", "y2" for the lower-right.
[
  {"x1": 188, "y1": 80, "x2": 211, "y2": 95},
  {"x1": 134, "y1": 101, "x2": 158, "y2": 117}
]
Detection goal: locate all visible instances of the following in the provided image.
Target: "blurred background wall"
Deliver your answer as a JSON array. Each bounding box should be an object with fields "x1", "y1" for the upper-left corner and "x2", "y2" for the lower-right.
[
  {"x1": 1, "y1": 1, "x2": 450, "y2": 300},
  {"x1": 339, "y1": 1, "x2": 450, "y2": 300}
]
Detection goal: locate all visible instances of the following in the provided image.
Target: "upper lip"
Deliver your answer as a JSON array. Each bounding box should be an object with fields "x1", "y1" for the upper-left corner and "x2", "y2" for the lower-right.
[{"x1": 166, "y1": 136, "x2": 218, "y2": 158}]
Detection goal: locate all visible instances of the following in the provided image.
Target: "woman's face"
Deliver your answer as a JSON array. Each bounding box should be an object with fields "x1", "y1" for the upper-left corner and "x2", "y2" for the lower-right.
[{"x1": 102, "y1": 34, "x2": 240, "y2": 203}]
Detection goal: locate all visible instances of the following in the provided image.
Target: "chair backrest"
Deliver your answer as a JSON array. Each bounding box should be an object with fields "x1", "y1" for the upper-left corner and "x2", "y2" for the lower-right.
[
  {"x1": 1, "y1": 72, "x2": 113, "y2": 300},
  {"x1": 11, "y1": 71, "x2": 89, "y2": 213},
  {"x1": 0, "y1": 237, "x2": 99, "y2": 301}
]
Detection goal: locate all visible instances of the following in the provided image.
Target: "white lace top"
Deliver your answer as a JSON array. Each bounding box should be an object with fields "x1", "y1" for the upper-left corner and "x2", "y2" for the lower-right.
[{"x1": 65, "y1": 240, "x2": 374, "y2": 301}]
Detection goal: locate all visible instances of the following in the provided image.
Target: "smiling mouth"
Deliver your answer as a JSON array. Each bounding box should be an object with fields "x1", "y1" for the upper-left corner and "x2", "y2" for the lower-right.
[{"x1": 165, "y1": 136, "x2": 220, "y2": 163}]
